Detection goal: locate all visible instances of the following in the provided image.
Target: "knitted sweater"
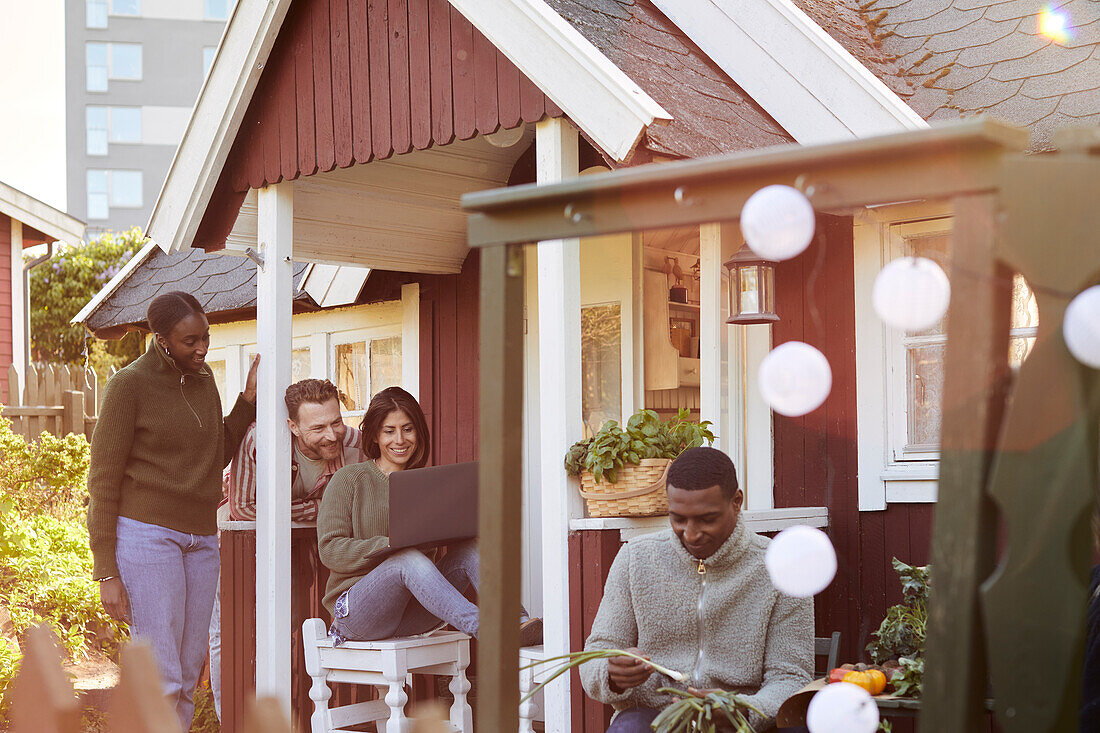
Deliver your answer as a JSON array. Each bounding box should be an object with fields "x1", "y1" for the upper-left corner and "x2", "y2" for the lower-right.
[
  {"x1": 316, "y1": 460, "x2": 391, "y2": 615},
  {"x1": 580, "y1": 520, "x2": 813, "y2": 730},
  {"x1": 87, "y1": 343, "x2": 255, "y2": 579}
]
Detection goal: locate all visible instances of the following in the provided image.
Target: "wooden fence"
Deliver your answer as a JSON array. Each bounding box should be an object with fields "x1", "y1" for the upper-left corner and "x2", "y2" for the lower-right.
[{"x1": 2, "y1": 363, "x2": 104, "y2": 440}]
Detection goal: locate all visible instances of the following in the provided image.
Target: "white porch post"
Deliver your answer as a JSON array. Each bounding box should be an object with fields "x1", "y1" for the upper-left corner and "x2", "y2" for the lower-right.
[
  {"x1": 255, "y1": 181, "x2": 294, "y2": 713},
  {"x1": 9, "y1": 220, "x2": 24, "y2": 393},
  {"x1": 699, "y1": 223, "x2": 731, "y2": 453},
  {"x1": 536, "y1": 117, "x2": 582, "y2": 732}
]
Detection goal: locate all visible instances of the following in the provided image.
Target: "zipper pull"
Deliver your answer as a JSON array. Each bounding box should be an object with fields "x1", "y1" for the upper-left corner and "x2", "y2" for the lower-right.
[
  {"x1": 181, "y1": 375, "x2": 186, "y2": 386},
  {"x1": 697, "y1": 559, "x2": 706, "y2": 575}
]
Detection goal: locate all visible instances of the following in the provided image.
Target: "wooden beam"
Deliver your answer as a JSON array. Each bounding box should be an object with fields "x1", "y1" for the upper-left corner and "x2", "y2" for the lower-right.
[
  {"x1": 918, "y1": 194, "x2": 1009, "y2": 733},
  {"x1": 255, "y1": 181, "x2": 294, "y2": 715},
  {"x1": 463, "y1": 119, "x2": 1029, "y2": 247},
  {"x1": 477, "y1": 242, "x2": 526, "y2": 733},
  {"x1": 535, "y1": 117, "x2": 583, "y2": 732},
  {"x1": 698, "y1": 223, "x2": 728, "y2": 453}
]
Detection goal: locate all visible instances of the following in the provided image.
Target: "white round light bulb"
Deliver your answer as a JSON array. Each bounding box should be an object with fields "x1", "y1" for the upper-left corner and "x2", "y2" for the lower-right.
[
  {"x1": 1064, "y1": 285, "x2": 1100, "y2": 369},
  {"x1": 765, "y1": 525, "x2": 837, "y2": 597},
  {"x1": 739, "y1": 185, "x2": 816, "y2": 261},
  {"x1": 758, "y1": 341, "x2": 832, "y2": 417},
  {"x1": 807, "y1": 682, "x2": 879, "y2": 733},
  {"x1": 872, "y1": 257, "x2": 951, "y2": 331}
]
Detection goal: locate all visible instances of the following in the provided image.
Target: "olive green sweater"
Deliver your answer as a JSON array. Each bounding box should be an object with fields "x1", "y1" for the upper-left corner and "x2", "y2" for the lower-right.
[
  {"x1": 87, "y1": 343, "x2": 254, "y2": 579},
  {"x1": 316, "y1": 460, "x2": 391, "y2": 615}
]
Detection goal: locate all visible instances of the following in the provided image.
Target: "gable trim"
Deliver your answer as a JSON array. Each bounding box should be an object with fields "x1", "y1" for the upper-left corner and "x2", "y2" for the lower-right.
[
  {"x1": 651, "y1": 0, "x2": 926, "y2": 144},
  {"x1": 0, "y1": 181, "x2": 84, "y2": 247}
]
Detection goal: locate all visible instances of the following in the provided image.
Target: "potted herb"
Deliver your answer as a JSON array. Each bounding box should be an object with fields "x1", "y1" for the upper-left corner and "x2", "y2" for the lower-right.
[{"x1": 564, "y1": 408, "x2": 715, "y2": 517}]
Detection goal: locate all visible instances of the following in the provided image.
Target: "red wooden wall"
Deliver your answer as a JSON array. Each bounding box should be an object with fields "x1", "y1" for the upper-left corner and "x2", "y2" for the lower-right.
[
  {"x1": 772, "y1": 215, "x2": 935, "y2": 667},
  {"x1": 0, "y1": 214, "x2": 12, "y2": 404},
  {"x1": 195, "y1": 0, "x2": 563, "y2": 251}
]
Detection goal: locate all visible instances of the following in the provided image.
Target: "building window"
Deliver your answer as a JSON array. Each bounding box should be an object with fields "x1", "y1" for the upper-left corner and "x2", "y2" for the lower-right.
[
  {"x1": 110, "y1": 43, "x2": 142, "y2": 80},
  {"x1": 86, "y1": 107, "x2": 109, "y2": 155},
  {"x1": 205, "y1": 0, "x2": 230, "y2": 20},
  {"x1": 87, "y1": 169, "x2": 143, "y2": 218},
  {"x1": 87, "y1": 170, "x2": 109, "y2": 220},
  {"x1": 884, "y1": 221, "x2": 1038, "y2": 463},
  {"x1": 86, "y1": 42, "x2": 142, "y2": 90},
  {"x1": 203, "y1": 46, "x2": 217, "y2": 77},
  {"x1": 86, "y1": 43, "x2": 108, "y2": 91},
  {"x1": 86, "y1": 0, "x2": 108, "y2": 28},
  {"x1": 108, "y1": 107, "x2": 142, "y2": 143},
  {"x1": 333, "y1": 333, "x2": 402, "y2": 415},
  {"x1": 109, "y1": 0, "x2": 140, "y2": 15},
  {"x1": 581, "y1": 303, "x2": 622, "y2": 437}
]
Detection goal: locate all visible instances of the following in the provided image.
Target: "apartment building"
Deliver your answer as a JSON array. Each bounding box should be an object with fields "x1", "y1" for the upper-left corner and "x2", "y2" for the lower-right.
[{"x1": 65, "y1": 0, "x2": 232, "y2": 235}]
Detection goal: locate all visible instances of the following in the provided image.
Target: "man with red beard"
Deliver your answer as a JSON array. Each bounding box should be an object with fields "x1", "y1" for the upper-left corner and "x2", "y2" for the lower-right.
[{"x1": 228, "y1": 378, "x2": 364, "y2": 521}]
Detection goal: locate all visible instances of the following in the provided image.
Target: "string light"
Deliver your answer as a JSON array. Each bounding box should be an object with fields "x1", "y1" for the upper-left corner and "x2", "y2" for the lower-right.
[
  {"x1": 1064, "y1": 285, "x2": 1100, "y2": 368},
  {"x1": 758, "y1": 341, "x2": 832, "y2": 417},
  {"x1": 807, "y1": 682, "x2": 880, "y2": 733},
  {"x1": 740, "y1": 185, "x2": 816, "y2": 261},
  {"x1": 872, "y1": 257, "x2": 950, "y2": 331},
  {"x1": 765, "y1": 525, "x2": 837, "y2": 597}
]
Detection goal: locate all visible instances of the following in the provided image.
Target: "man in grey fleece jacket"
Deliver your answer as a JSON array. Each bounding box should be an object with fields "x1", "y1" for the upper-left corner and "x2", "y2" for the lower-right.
[{"x1": 580, "y1": 447, "x2": 813, "y2": 731}]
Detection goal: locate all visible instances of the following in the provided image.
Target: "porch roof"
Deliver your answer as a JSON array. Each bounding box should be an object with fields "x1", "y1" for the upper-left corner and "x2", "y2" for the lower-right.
[{"x1": 0, "y1": 180, "x2": 85, "y2": 248}]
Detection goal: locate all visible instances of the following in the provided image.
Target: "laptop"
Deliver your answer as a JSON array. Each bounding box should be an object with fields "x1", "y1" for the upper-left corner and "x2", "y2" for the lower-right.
[{"x1": 375, "y1": 461, "x2": 479, "y2": 556}]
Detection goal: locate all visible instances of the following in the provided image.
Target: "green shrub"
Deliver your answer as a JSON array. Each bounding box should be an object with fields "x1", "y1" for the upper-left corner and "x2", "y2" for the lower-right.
[{"x1": 0, "y1": 412, "x2": 127, "y2": 724}]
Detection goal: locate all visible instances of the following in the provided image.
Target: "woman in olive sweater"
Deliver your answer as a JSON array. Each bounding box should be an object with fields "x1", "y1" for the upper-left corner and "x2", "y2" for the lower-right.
[
  {"x1": 87, "y1": 291, "x2": 257, "y2": 729},
  {"x1": 317, "y1": 387, "x2": 542, "y2": 646}
]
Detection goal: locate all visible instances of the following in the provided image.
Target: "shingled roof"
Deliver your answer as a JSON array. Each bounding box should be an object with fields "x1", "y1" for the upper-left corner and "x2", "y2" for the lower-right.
[
  {"x1": 858, "y1": 0, "x2": 1100, "y2": 150},
  {"x1": 84, "y1": 248, "x2": 312, "y2": 338},
  {"x1": 549, "y1": 0, "x2": 794, "y2": 158}
]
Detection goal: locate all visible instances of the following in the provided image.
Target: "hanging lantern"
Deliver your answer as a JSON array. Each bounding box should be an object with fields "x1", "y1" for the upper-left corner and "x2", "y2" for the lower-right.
[{"x1": 724, "y1": 244, "x2": 779, "y2": 325}]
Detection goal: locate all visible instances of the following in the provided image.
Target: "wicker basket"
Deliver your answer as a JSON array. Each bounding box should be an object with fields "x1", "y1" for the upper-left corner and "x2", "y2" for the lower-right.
[{"x1": 578, "y1": 458, "x2": 671, "y2": 518}]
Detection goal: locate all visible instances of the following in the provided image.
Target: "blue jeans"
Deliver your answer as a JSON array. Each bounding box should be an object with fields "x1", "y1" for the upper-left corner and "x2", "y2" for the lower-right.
[
  {"x1": 116, "y1": 516, "x2": 220, "y2": 731},
  {"x1": 331, "y1": 539, "x2": 482, "y2": 640}
]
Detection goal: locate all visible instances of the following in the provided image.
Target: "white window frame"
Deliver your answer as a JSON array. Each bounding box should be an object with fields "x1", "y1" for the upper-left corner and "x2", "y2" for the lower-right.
[
  {"x1": 855, "y1": 204, "x2": 1038, "y2": 508},
  {"x1": 86, "y1": 170, "x2": 109, "y2": 220},
  {"x1": 108, "y1": 170, "x2": 143, "y2": 208},
  {"x1": 329, "y1": 325, "x2": 403, "y2": 420},
  {"x1": 108, "y1": 42, "x2": 143, "y2": 81},
  {"x1": 86, "y1": 43, "x2": 108, "y2": 91},
  {"x1": 86, "y1": 107, "x2": 109, "y2": 155},
  {"x1": 107, "y1": 106, "x2": 142, "y2": 144}
]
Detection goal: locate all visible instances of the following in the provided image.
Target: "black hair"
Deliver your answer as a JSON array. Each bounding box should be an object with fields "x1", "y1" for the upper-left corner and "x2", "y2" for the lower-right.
[
  {"x1": 147, "y1": 291, "x2": 204, "y2": 336},
  {"x1": 666, "y1": 446, "x2": 739, "y2": 500}
]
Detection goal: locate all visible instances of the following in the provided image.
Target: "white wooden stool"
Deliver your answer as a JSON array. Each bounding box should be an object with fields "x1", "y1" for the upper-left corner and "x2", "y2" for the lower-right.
[
  {"x1": 519, "y1": 645, "x2": 548, "y2": 733},
  {"x1": 302, "y1": 618, "x2": 473, "y2": 733}
]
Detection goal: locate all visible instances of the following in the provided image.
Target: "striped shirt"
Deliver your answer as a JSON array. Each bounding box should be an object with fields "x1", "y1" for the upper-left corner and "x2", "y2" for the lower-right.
[{"x1": 228, "y1": 422, "x2": 364, "y2": 522}]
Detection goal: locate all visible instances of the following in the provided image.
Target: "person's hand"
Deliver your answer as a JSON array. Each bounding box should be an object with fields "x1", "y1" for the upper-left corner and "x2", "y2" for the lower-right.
[
  {"x1": 99, "y1": 578, "x2": 130, "y2": 623},
  {"x1": 243, "y1": 354, "x2": 260, "y2": 404},
  {"x1": 608, "y1": 647, "x2": 653, "y2": 693}
]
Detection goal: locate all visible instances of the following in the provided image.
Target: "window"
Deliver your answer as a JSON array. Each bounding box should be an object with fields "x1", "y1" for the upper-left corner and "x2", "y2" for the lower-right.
[
  {"x1": 86, "y1": 43, "x2": 108, "y2": 91},
  {"x1": 86, "y1": 0, "x2": 108, "y2": 28},
  {"x1": 108, "y1": 107, "x2": 141, "y2": 143},
  {"x1": 110, "y1": 170, "x2": 143, "y2": 207},
  {"x1": 885, "y1": 221, "x2": 1038, "y2": 463},
  {"x1": 110, "y1": 43, "x2": 142, "y2": 80},
  {"x1": 203, "y1": 46, "x2": 217, "y2": 77},
  {"x1": 207, "y1": 359, "x2": 227, "y2": 405},
  {"x1": 333, "y1": 333, "x2": 402, "y2": 414},
  {"x1": 109, "y1": 0, "x2": 139, "y2": 15},
  {"x1": 87, "y1": 170, "x2": 109, "y2": 220},
  {"x1": 86, "y1": 107, "x2": 108, "y2": 155},
  {"x1": 581, "y1": 303, "x2": 622, "y2": 437},
  {"x1": 87, "y1": 169, "x2": 143, "y2": 218},
  {"x1": 205, "y1": 0, "x2": 230, "y2": 20},
  {"x1": 86, "y1": 42, "x2": 142, "y2": 90}
]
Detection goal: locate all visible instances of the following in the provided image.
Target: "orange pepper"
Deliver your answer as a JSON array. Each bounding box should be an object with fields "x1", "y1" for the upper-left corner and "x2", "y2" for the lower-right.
[{"x1": 842, "y1": 670, "x2": 875, "y2": 694}]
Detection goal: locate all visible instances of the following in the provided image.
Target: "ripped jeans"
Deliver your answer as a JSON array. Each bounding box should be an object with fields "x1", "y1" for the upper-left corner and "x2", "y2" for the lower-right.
[{"x1": 331, "y1": 539, "x2": 486, "y2": 643}]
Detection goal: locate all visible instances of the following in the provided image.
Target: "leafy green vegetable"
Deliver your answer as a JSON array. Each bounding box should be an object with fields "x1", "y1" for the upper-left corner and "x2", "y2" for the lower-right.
[
  {"x1": 564, "y1": 408, "x2": 715, "y2": 483},
  {"x1": 890, "y1": 656, "x2": 924, "y2": 698},
  {"x1": 866, "y1": 559, "x2": 929, "y2": 666}
]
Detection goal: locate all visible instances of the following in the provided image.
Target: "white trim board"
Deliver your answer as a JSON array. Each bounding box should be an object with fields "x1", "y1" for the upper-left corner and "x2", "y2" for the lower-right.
[
  {"x1": 0, "y1": 180, "x2": 84, "y2": 247},
  {"x1": 570, "y1": 506, "x2": 829, "y2": 542},
  {"x1": 650, "y1": 0, "x2": 926, "y2": 144},
  {"x1": 147, "y1": 0, "x2": 668, "y2": 256}
]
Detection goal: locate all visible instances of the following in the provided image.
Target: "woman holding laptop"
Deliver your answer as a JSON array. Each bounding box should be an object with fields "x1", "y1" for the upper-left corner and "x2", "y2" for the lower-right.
[{"x1": 317, "y1": 386, "x2": 542, "y2": 645}]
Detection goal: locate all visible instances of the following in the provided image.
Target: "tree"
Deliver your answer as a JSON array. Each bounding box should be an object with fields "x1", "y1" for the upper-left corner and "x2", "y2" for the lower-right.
[{"x1": 28, "y1": 228, "x2": 145, "y2": 379}]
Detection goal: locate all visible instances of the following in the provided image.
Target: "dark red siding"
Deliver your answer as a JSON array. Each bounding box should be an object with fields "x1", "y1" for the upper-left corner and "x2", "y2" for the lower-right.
[
  {"x1": 0, "y1": 214, "x2": 12, "y2": 404},
  {"x1": 195, "y1": 0, "x2": 562, "y2": 251}
]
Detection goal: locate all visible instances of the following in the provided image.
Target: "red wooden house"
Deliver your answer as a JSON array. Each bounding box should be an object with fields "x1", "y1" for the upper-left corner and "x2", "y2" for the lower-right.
[
  {"x1": 76, "y1": 0, "x2": 1099, "y2": 730},
  {"x1": 0, "y1": 181, "x2": 84, "y2": 404}
]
